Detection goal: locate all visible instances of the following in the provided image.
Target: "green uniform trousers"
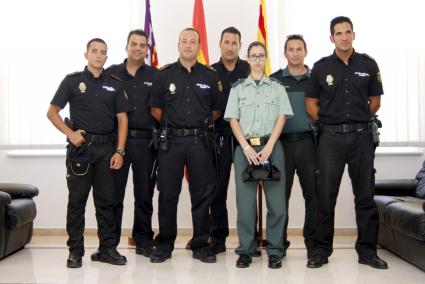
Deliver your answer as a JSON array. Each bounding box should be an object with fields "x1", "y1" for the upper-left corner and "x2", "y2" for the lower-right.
[{"x1": 234, "y1": 141, "x2": 286, "y2": 257}]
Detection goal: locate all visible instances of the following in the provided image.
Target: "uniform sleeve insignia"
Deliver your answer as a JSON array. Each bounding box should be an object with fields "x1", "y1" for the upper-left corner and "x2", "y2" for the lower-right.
[
  {"x1": 377, "y1": 72, "x2": 382, "y2": 83},
  {"x1": 217, "y1": 81, "x2": 223, "y2": 93},
  {"x1": 123, "y1": 90, "x2": 129, "y2": 100},
  {"x1": 79, "y1": 82, "x2": 86, "y2": 93}
]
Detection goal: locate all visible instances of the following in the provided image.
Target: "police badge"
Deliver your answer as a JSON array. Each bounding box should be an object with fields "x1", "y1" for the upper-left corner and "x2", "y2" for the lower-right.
[
  {"x1": 79, "y1": 82, "x2": 86, "y2": 93},
  {"x1": 326, "y1": 74, "x2": 334, "y2": 86},
  {"x1": 169, "y1": 83, "x2": 176, "y2": 94}
]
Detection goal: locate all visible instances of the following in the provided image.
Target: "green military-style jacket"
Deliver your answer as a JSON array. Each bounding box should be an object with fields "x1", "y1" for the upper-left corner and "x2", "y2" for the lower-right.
[{"x1": 224, "y1": 75, "x2": 293, "y2": 138}]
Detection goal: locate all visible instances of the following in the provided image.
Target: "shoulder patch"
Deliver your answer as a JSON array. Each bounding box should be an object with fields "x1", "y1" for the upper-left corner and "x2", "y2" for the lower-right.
[
  {"x1": 360, "y1": 53, "x2": 376, "y2": 62},
  {"x1": 231, "y1": 78, "x2": 245, "y2": 88},
  {"x1": 66, "y1": 71, "x2": 81, "y2": 78},
  {"x1": 204, "y1": 64, "x2": 217, "y2": 73},
  {"x1": 109, "y1": 74, "x2": 123, "y2": 82},
  {"x1": 159, "y1": 63, "x2": 172, "y2": 71}
]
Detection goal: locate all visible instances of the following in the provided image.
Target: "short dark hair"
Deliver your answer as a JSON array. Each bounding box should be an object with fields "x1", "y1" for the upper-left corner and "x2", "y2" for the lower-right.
[
  {"x1": 330, "y1": 16, "x2": 353, "y2": 35},
  {"x1": 179, "y1": 27, "x2": 201, "y2": 43},
  {"x1": 126, "y1": 29, "x2": 148, "y2": 45},
  {"x1": 220, "y1": 26, "x2": 241, "y2": 42},
  {"x1": 247, "y1": 41, "x2": 267, "y2": 57},
  {"x1": 284, "y1": 34, "x2": 307, "y2": 52},
  {"x1": 86, "y1": 38, "x2": 107, "y2": 51}
]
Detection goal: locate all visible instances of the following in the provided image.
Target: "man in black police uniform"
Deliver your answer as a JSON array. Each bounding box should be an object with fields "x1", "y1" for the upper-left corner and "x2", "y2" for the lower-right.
[
  {"x1": 47, "y1": 38, "x2": 132, "y2": 268},
  {"x1": 149, "y1": 28, "x2": 222, "y2": 263},
  {"x1": 305, "y1": 16, "x2": 388, "y2": 269},
  {"x1": 270, "y1": 34, "x2": 317, "y2": 258},
  {"x1": 106, "y1": 29, "x2": 158, "y2": 258},
  {"x1": 209, "y1": 26, "x2": 249, "y2": 253}
]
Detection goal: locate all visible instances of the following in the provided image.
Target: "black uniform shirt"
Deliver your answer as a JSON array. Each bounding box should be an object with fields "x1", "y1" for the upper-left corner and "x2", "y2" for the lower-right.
[
  {"x1": 306, "y1": 51, "x2": 383, "y2": 124},
  {"x1": 107, "y1": 60, "x2": 158, "y2": 130},
  {"x1": 149, "y1": 60, "x2": 223, "y2": 128},
  {"x1": 212, "y1": 58, "x2": 250, "y2": 129},
  {"x1": 51, "y1": 67, "x2": 133, "y2": 134}
]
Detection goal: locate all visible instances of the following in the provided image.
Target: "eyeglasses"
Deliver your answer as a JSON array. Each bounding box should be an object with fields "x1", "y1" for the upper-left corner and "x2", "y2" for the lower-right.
[{"x1": 248, "y1": 54, "x2": 266, "y2": 61}]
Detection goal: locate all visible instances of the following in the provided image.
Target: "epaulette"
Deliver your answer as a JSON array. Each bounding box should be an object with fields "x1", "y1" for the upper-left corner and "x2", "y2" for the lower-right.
[
  {"x1": 66, "y1": 71, "x2": 81, "y2": 78},
  {"x1": 315, "y1": 56, "x2": 328, "y2": 65},
  {"x1": 105, "y1": 64, "x2": 119, "y2": 73},
  {"x1": 204, "y1": 64, "x2": 217, "y2": 73},
  {"x1": 231, "y1": 78, "x2": 245, "y2": 88},
  {"x1": 270, "y1": 69, "x2": 282, "y2": 78},
  {"x1": 159, "y1": 63, "x2": 172, "y2": 71},
  {"x1": 269, "y1": 77, "x2": 285, "y2": 86},
  {"x1": 360, "y1": 53, "x2": 376, "y2": 62},
  {"x1": 109, "y1": 74, "x2": 123, "y2": 82}
]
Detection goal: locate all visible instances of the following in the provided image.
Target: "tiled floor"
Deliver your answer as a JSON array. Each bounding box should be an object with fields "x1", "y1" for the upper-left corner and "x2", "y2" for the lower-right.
[{"x1": 0, "y1": 235, "x2": 424, "y2": 284}]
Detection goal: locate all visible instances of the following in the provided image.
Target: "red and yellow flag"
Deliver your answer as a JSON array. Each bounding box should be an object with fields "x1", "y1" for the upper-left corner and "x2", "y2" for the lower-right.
[
  {"x1": 192, "y1": 0, "x2": 209, "y2": 65},
  {"x1": 257, "y1": 0, "x2": 271, "y2": 75}
]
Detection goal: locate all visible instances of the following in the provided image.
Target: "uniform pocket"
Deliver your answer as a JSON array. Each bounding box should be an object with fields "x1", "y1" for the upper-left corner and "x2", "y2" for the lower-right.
[{"x1": 264, "y1": 96, "x2": 279, "y2": 123}]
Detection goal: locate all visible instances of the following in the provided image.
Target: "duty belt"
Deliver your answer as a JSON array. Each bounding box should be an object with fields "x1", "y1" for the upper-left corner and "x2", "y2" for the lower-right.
[
  {"x1": 282, "y1": 131, "x2": 312, "y2": 142},
  {"x1": 169, "y1": 128, "x2": 204, "y2": 137},
  {"x1": 321, "y1": 122, "x2": 370, "y2": 134},
  {"x1": 246, "y1": 136, "x2": 269, "y2": 146},
  {"x1": 128, "y1": 129, "x2": 152, "y2": 139},
  {"x1": 84, "y1": 133, "x2": 115, "y2": 143}
]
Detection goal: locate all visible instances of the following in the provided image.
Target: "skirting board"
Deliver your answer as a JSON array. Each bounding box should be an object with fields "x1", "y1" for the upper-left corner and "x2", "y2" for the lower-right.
[{"x1": 34, "y1": 228, "x2": 357, "y2": 236}]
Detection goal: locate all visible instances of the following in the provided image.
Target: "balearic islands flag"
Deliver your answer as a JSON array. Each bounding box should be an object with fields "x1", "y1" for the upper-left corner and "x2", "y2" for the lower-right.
[
  {"x1": 257, "y1": 0, "x2": 271, "y2": 75},
  {"x1": 144, "y1": 0, "x2": 159, "y2": 68},
  {"x1": 192, "y1": 0, "x2": 209, "y2": 65}
]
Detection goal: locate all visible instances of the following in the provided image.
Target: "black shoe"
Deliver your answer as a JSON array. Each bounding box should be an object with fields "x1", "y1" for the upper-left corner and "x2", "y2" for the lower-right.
[
  {"x1": 98, "y1": 249, "x2": 127, "y2": 265},
  {"x1": 150, "y1": 247, "x2": 172, "y2": 263},
  {"x1": 268, "y1": 255, "x2": 282, "y2": 269},
  {"x1": 252, "y1": 248, "x2": 262, "y2": 257},
  {"x1": 90, "y1": 250, "x2": 101, "y2": 261},
  {"x1": 136, "y1": 244, "x2": 153, "y2": 257},
  {"x1": 236, "y1": 254, "x2": 252, "y2": 268},
  {"x1": 359, "y1": 254, "x2": 388, "y2": 269},
  {"x1": 209, "y1": 239, "x2": 226, "y2": 254},
  {"x1": 307, "y1": 254, "x2": 328, "y2": 268},
  {"x1": 67, "y1": 253, "x2": 82, "y2": 268},
  {"x1": 193, "y1": 247, "x2": 217, "y2": 263}
]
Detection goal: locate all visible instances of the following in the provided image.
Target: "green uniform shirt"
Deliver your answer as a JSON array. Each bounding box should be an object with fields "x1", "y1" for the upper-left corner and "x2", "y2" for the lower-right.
[{"x1": 224, "y1": 75, "x2": 293, "y2": 138}]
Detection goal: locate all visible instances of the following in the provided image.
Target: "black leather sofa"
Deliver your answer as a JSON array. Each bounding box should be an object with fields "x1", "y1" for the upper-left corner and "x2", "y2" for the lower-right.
[
  {"x1": 374, "y1": 179, "x2": 425, "y2": 271},
  {"x1": 0, "y1": 183, "x2": 38, "y2": 260}
]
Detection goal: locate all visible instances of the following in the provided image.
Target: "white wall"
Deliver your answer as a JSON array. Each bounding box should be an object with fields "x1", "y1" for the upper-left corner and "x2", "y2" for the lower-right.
[{"x1": 1, "y1": 149, "x2": 423, "y2": 230}]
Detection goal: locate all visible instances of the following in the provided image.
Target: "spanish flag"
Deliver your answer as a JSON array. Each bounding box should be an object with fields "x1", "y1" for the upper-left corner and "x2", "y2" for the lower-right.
[
  {"x1": 257, "y1": 0, "x2": 271, "y2": 75},
  {"x1": 192, "y1": 0, "x2": 209, "y2": 65}
]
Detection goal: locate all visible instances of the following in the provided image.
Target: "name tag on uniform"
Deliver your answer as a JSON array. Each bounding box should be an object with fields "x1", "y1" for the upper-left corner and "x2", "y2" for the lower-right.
[
  {"x1": 196, "y1": 83, "x2": 210, "y2": 89},
  {"x1": 354, "y1": 72, "x2": 370, "y2": 77},
  {"x1": 144, "y1": 81, "x2": 153, "y2": 86},
  {"x1": 102, "y1": 85, "x2": 116, "y2": 92}
]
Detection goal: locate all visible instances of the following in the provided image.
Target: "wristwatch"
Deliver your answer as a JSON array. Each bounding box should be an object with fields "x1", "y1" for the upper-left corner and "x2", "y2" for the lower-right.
[{"x1": 115, "y1": 149, "x2": 125, "y2": 157}]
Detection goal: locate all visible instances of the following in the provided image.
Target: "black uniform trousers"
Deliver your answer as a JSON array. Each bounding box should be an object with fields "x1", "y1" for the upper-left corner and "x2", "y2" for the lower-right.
[
  {"x1": 209, "y1": 129, "x2": 233, "y2": 243},
  {"x1": 156, "y1": 136, "x2": 215, "y2": 251},
  {"x1": 113, "y1": 137, "x2": 156, "y2": 247},
  {"x1": 281, "y1": 135, "x2": 317, "y2": 253},
  {"x1": 66, "y1": 143, "x2": 116, "y2": 256},
  {"x1": 314, "y1": 130, "x2": 379, "y2": 257}
]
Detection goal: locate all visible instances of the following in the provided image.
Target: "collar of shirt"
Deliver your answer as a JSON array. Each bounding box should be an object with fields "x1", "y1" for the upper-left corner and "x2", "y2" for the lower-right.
[
  {"x1": 331, "y1": 49, "x2": 358, "y2": 65},
  {"x1": 83, "y1": 66, "x2": 105, "y2": 80},
  {"x1": 116, "y1": 58, "x2": 146, "y2": 78},
  {"x1": 218, "y1": 57, "x2": 242, "y2": 72},
  {"x1": 281, "y1": 65, "x2": 310, "y2": 79},
  {"x1": 175, "y1": 59, "x2": 201, "y2": 73},
  {"x1": 243, "y1": 75, "x2": 272, "y2": 87}
]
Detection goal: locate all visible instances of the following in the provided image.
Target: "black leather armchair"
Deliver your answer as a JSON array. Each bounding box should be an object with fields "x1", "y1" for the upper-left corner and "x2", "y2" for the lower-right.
[
  {"x1": 374, "y1": 179, "x2": 425, "y2": 271},
  {"x1": 0, "y1": 183, "x2": 38, "y2": 260}
]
